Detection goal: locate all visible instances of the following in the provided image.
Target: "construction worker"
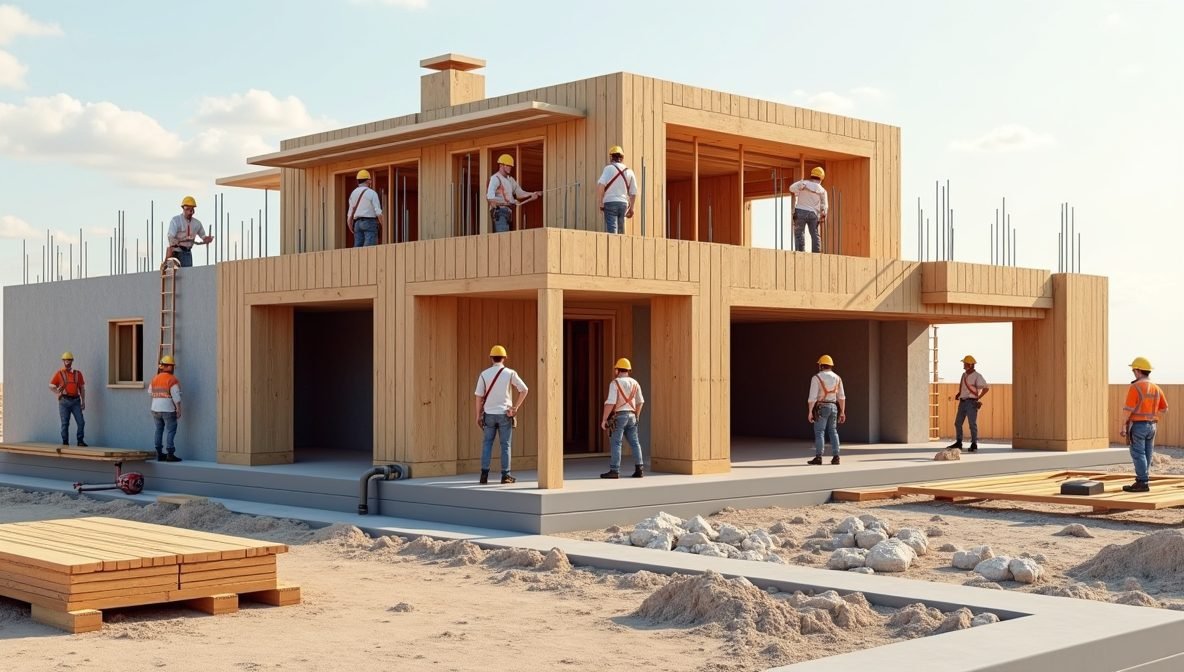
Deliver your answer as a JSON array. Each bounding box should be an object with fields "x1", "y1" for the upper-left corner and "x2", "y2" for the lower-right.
[
  {"x1": 788, "y1": 167, "x2": 828, "y2": 253},
  {"x1": 167, "y1": 196, "x2": 215, "y2": 267},
  {"x1": 1119, "y1": 357, "x2": 1169, "y2": 492},
  {"x1": 806, "y1": 355, "x2": 845, "y2": 465},
  {"x1": 599, "y1": 358, "x2": 646, "y2": 479},
  {"x1": 595, "y1": 145, "x2": 638, "y2": 234},
  {"x1": 347, "y1": 169, "x2": 385, "y2": 247},
  {"x1": 485, "y1": 154, "x2": 540, "y2": 233},
  {"x1": 49, "y1": 352, "x2": 87, "y2": 447},
  {"x1": 149, "y1": 355, "x2": 183, "y2": 462},
  {"x1": 947, "y1": 355, "x2": 990, "y2": 453},
  {"x1": 473, "y1": 345, "x2": 529, "y2": 484}
]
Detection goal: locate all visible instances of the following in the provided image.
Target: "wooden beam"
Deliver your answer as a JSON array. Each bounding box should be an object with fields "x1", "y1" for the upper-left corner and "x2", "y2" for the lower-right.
[
  {"x1": 738, "y1": 144, "x2": 748, "y2": 246},
  {"x1": 536, "y1": 288, "x2": 564, "y2": 489},
  {"x1": 663, "y1": 106, "x2": 875, "y2": 158},
  {"x1": 692, "y1": 136, "x2": 700, "y2": 241},
  {"x1": 245, "y1": 285, "x2": 377, "y2": 306}
]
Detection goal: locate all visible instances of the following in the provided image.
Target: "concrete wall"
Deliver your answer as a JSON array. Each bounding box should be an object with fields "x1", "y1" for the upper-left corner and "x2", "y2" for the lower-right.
[
  {"x1": 731, "y1": 319, "x2": 924, "y2": 443},
  {"x1": 878, "y1": 321, "x2": 930, "y2": 443},
  {"x1": 294, "y1": 309, "x2": 373, "y2": 453},
  {"x1": 3, "y1": 267, "x2": 218, "y2": 460}
]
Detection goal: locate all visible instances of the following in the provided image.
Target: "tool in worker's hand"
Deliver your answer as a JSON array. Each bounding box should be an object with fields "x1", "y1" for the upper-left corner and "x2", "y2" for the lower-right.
[{"x1": 73, "y1": 461, "x2": 144, "y2": 495}]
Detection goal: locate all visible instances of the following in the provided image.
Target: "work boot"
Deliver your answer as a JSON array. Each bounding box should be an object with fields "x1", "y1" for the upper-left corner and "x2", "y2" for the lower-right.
[
  {"x1": 77, "y1": 440, "x2": 89, "y2": 447},
  {"x1": 631, "y1": 465, "x2": 645, "y2": 478},
  {"x1": 500, "y1": 472, "x2": 516, "y2": 484},
  {"x1": 62, "y1": 441, "x2": 69, "y2": 446},
  {"x1": 479, "y1": 469, "x2": 489, "y2": 485},
  {"x1": 945, "y1": 441, "x2": 962, "y2": 450},
  {"x1": 156, "y1": 451, "x2": 166, "y2": 462},
  {"x1": 831, "y1": 456, "x2": 841, "y2": 465},
  {"x1": 600, "y1": 470, "x2": 620, "y2": 479},
  {"x1": 1122, "y1": 481, "x2": 1150, "y2": 493},
  {"x1": 807, "y1": 456, "x2": 823, "y2": 465},
  {"x1": 968, "y1": 443, "x2": 979, "y2": 453},
  {"x1": 164, "y1": 454, "x2": 183, "y2": 463}
]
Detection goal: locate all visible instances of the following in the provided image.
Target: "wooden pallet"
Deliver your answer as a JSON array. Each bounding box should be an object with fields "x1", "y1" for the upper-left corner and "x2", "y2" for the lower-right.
[
  {"x1": 0, "y1": 442, "x2": 156, "y2": 462},
  {"x1": 832, "y1": 486, "x2": 903, "y2": 502},
  {"x1": 0, "y1": 517, "x2": 299, "y2": 632},
  {"x1": 898, "y1": 470, "x2": 1184, "y2": 512}
]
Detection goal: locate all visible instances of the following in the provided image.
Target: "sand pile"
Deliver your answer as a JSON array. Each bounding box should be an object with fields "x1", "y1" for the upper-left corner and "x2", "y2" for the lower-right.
[
  {"x1": 397, "y1": 536, "x2": 487, "y2": 566},
  {"x1": 1070, "y1": 530, "x2": 1184, "y2": 591},
  {"x1": 611, "y1": 570, "x2": 671, "y2": 591},
  {"x1": 635, "y1": 572, "x2": 810, "y2": 641},
  {"x1": 83, "y1": 497, "x2": 315, "y2": 544}
]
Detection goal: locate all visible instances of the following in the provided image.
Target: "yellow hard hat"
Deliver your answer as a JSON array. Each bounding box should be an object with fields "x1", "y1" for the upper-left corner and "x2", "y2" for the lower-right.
[
  {"x1": 160, "y1": 355, "x2": 176, "y2": 365},
  {"x1": 356, "y1": 169, "x2": 371, "y2": 180},
  {"x1": 489, "y1": 345, "x2": 508, "y2": 358},
  {"x1": 497, "y1": 154, "x2": 515, "y2": 167},
  {"x1": 181, "y1": 196, "x2": 197, "y2": 207},
  {"x1": 608, "y1": 145, "x2": 624, "y2": 156},
  {"x1": 962, "y1": 355, "x2": 977, "y2": 365},
  {"x1": 614, "y1": 357, "x2": 633, "y2": 370},
  {"x1": 1130, "y1": 356, "x2": 1153, "y2": 371},
  {"x1": 810, "y1": 167, "x2": 825, "y2": 180},
  {"x1": 61, "y1": 351, "x2": 74, "y2": 360},
  {"x1": 817, "y1": 355, "x2": 834, "y2": 366}
]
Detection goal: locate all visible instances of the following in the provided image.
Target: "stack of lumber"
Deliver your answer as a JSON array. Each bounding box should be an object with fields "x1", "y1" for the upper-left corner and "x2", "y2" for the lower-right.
[
  {"x1": 0, "y1": 517, "x2": 298, "y2": 632},
  {"x1": 0, "y1": 441, "x2": 155, "y2": 462}
]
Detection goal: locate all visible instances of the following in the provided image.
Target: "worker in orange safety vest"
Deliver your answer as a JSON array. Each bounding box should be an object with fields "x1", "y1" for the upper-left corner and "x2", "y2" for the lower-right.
[
  {"x1": 149, "y1": 355, "x2": 184, "y2": 462},
  {"x1": 1119, "y1": 356, "x2": 1169, "y2": 492}
]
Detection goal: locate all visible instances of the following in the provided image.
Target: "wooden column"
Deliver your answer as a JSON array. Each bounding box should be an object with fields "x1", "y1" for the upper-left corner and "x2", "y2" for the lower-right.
[
  {"x1": 411, "y1": 296, "x2": 459, "y2": 474},
  {"x1": 691, "y1": 137, "x2": 700, "y2": 241},
  {"x1": 738, "y1": 144, "x2": 748, "y2": 247},
  {"x1": 1012, "y1": 274, "x2": 1108, "y2": 450},
  {"x1": 649, "y1": 295, "x2": 695, "y2": 473},
  {"x1": 536, "y1": 287, "x2": 564, "y2": 488},
  {"x1": 226, "y1": 305, "x2": 293, "y2": 466}
]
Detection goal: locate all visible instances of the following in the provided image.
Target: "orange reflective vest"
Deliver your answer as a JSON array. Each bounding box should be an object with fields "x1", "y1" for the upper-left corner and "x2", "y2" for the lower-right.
[
  {"x1": 1124, "y1": 379, "x2": 1168, "y2": 422},
  {"x1": 52, "y1": 368, "x2": 84, "y2": 397},
  {"x1": 150, "y1": 373, "x2": 180, "y2": 400}
]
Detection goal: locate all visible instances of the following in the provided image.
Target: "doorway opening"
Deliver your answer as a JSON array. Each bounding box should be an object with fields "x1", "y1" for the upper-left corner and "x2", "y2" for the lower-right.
[
  {"x1": 293, "y1": 305, "x2": 373, "y2": 464},
  {"x1": 563, "y1": 315, "x2": 613, "y2": 456}
]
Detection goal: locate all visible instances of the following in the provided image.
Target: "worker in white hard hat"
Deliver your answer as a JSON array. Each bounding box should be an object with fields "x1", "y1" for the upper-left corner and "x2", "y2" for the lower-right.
[
  {"x1": 167, "y1": 196, "x2": 215, "y2": 267},
  {"x1": 486, "y1": 154, "x2": 541, "y2": 233},
  {"x1": 806, "y1": 355, "x2": 845, "y2": 465},
  {"x1": 1120, "y1": 357, "x2": 1169, "y2": 492},
  {"x1": 788, "y1": 167, "x2": 829, "y2": 253},
  {"x1": 149, "y1": 355, "x2": 184, "y2": 462},
  {"x1": 595, "y1": 145, "x2": 638, "y2": 234},
  {"x1": 347, "y1": 169, "x2": 385, "y2": 247},
  {"x1": 474, "y1": 345, "x2": 529, "y2": 484},
  {"x1": 599, "y1": 357, "x2": 646, "y2": 479},
  {"x1": 947, "y1": 355, "x2": 990, "y2": 453},
  {"x1": 49, "y1": 351, "x2": 87, "y2": 447}
]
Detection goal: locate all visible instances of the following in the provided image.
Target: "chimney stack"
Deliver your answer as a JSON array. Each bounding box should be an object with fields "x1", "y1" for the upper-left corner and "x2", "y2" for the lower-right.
[{"x1": 420, "y1": 53, "x2": 486, "y2": 112}]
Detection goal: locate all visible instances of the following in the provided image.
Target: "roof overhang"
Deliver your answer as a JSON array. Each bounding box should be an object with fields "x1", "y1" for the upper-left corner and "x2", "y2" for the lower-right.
[
  {"x1": 215, "y1": 168, "x2": 282, "y2": 191},
  {"x1": 248, "y1": 101, "x2": 585, "y2": 169}
]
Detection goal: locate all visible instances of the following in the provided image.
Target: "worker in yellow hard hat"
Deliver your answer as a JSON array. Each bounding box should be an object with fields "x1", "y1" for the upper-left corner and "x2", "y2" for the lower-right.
[
  {"x1": 788, "y1": 166, "x2": 829, "y2": 253},
  {"x1": 49, "y1": 351, "x2": 87, "y2": 447},
  {"x1": 486, "y1": 153, "x2": 541, "y2": 233},
  {"x1": 168, "y1": 196, "x2": 215, "y2": 267},
  {"x1": 474, "y1": 344, "x2": 530, "y2": 484},
  {"x1": 947, "y1": 355, "x2": 990, "y2": 453},
  {"x1": 600, "y1": 357, "x2": 646, "y2": 479},
  {"x1": 150, "y1": 355, "x2": 184, "y2": 462},
  {"x1": 348, "y1": 169, "x2": 385, "y2": 247},
  {"x1": 807, "y1": 355, "x2": 845, "y2": 465},
  {"x1": 1120, "y1": 357, "x2": 1169, "y2": 492},
  {"x1": 596, "y1": 145, "x2": 638, "y2": 234}
]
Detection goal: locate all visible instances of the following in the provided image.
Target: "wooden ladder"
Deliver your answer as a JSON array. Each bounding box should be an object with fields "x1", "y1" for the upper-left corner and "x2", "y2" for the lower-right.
[
  {"x1": 158, "y1": 258, "x2": 181, "y2": 364},
  {"x1": 928, "y1": 325, "x2": 941, "y2": 440}
]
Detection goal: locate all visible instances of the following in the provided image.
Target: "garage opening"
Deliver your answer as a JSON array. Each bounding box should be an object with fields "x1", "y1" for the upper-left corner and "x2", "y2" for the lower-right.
[{"x1": 293, "y1": 306, "x2": 373, "y2": 462}]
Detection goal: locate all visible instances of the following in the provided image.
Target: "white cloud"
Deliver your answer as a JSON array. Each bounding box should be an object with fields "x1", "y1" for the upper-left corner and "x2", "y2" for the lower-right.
[
  {"x1": 949, "y1": 124, "x2": 1054, "y2": 153},
  {"x1": 0, "y1": 49, "x2": 26, "y2": 88},
  {"x1": 1117, "y1": 63, "x2": 1145, "y2": 78},
  {"x1": 1101, "y1": 12, "x2": 1123, "y2": 28},
  {"x1": 1, "y1": 214, "x2": 79, "y2": 245},
  {"x1": 0, "y1": 91, "x2": 330, "y2": 189},
  {"x1": 792, "y1": 87, "x2": 886, "y2": 114},
  {"x1": 349, "y1": 0, "x2": 427, "y2": 8},
  {"x1": 0, "y1": 5, "x2": 63, "y2": 45}
]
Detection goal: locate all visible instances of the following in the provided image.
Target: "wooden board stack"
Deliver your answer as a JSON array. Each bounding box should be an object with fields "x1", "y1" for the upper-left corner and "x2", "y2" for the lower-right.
[
  {"x1": 0, "y1": 441, "x2": 156, "y2": 462},
  {"x1": 0, "y1": 517, "x2": 299, "y2": 633}
]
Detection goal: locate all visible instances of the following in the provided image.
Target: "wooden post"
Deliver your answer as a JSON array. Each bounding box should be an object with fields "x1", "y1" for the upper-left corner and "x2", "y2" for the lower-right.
[
  {"x1": 738, "y1": 144, "x2": 747, "y2": 247},
  {"x1": 479, "y1": 150, "x2": 490, "y2": 234},
  {"x1": 537, "y1": 287, "x2": 564, "y2": 488},
  {"x1": 691, "y1": 137, "x2": 700, "y2": 241}
]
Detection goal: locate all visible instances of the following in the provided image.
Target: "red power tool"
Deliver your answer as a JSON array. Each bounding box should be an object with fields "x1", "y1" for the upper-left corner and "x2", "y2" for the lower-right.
[{"x1": 73, "y1": 461, "x2": 145, "y2": 495}]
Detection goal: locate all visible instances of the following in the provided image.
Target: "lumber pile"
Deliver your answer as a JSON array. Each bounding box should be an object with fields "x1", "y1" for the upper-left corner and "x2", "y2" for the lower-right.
[
  {"x1": 0, "y1": 441, "x2": 156, "y2": 462},
  {"x1": 0, "y1": 517, "x2": 299, "y2": 632}
]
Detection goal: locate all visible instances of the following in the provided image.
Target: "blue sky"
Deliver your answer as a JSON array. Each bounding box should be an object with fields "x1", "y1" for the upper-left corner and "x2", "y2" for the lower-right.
[{"x1": 1, "y1": 0, "x2": 1181, "y2": 383}]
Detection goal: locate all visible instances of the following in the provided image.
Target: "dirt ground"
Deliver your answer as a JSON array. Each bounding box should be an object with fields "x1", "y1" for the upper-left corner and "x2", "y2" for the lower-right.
[{"x1": 0, "y1": 488, "x2": 991, "y2": 672}]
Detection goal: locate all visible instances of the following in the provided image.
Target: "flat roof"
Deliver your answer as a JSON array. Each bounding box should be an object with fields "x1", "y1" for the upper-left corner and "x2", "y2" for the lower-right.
[{"x1": 215, "y1": 168, "x2": 282, "y2": 191}]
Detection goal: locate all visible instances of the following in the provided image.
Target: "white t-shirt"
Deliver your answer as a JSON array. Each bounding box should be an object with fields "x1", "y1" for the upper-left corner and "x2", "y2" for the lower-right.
[
  {"x1": 486, "y1": 173, "x2": 530, "y2": 206},
  {"x1": 474, "y1": 364, "x2": 529, "y2": 414},
  {"x1": 789, "y1": 179, "x2": 828, "y2": 216},
  {"x1": 167, "y1": 215, "x2": 207, "y2": 248},
  {"x1": 958, "y1": 370, "x2": 989, "y2": 400},
  {"x1": 349, "y1": 186, "x2": 382, "y2": 219},
  {"x1": 808, "y1": 370, "x2": 846, "y2": 403},
  {"x1": 605, "y1": 376, "x2": 645, "y2": 412},
  {"x1": 597, "y1": 163, "x2": 638, "y2": 204}
]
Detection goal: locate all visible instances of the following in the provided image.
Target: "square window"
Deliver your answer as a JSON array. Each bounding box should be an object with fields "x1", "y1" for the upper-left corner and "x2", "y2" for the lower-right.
[{"x1": 108, "y1": 319, "x2": 144, "y2": 386}]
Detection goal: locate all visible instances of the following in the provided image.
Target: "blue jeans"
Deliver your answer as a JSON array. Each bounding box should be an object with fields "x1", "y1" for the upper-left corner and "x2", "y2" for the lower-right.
[
  {"x1": 813, "y1": 403, "x2": 840, "y2": 457},
  {"x1": 354, "y1": 218, "x2": 378, "y2": 247},
  {"x1": 792, "y1": 209, "x2": 821, "y2": 253},
  {"x1": 481, "y1": 413, "x2": 513, "y2": 472},
  {"x1": 492, "y1": 207, "x2": 512, "y2": 233},
  {"x1": 174, "y1": 247, "x2": 194, "y2": 267},
  {"x1": 603, "y1": 202, "x2": 628, "y2": 234},
  {"x1": 954, "y1": 398, "x2": 979, "y2": 443},
  {"x1": 1130, "y1": 421, "x2": 1157, "y2": 483},
  {"x1": 58, "y1": 396, "x2": 84, "y2": 443},
  {"x1": 609, "y1": 412, "x2": 643, "y2": 471},
  {"x1": 153, "y1": 411, "x2": 178, "y2": 454}
]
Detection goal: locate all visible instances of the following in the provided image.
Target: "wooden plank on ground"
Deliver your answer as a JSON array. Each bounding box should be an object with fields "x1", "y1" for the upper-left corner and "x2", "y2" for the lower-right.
[{"x1": 832, "y1": 487, "x2": 901, "y2": 502}]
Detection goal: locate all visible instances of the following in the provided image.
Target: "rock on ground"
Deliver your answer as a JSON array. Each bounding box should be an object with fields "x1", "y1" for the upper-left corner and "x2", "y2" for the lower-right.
[
  {"x1": 1055, "y1": 523, "x2": 1094, "y2": 538},
  {"x1": 683, "y1": 515, "x2": 718, "y2": 539},
  {"x1": 1008, "y1": 558, "x2": 1044, "y2": 584},
  {"x1": 865, "y1": 539, "x2": 917, "y2": 573},
  {"x1": 934, "y1": 447, "x2": 961, "y2": 461},
  {"x1": 855, "y1": 529, "x2": 888, "y2": 549},
  {"x1": 835, "y1": 516, "x2": 865, "y2": 534},
  {"x1": 953, "y1": 545, "x2": 994, "y2": 570},
  {"x1": 974, "y1": 556, "x2": 1014, "y2": 582},
  {"x1": 895, "y1": 528, "x2": 929, "y2": 556},
  {"x1": 971, "y1": 612, "x2": 1000, "y2": 627},
  {"x1": 827, "y1": 548, "x2": 868, "y2": 570}
]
